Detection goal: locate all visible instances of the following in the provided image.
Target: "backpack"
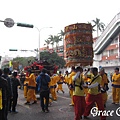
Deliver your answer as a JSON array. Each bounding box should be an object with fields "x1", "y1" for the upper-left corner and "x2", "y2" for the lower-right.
[{"x1": 40, "y1": 75, "x2": 49, "y2": 92}]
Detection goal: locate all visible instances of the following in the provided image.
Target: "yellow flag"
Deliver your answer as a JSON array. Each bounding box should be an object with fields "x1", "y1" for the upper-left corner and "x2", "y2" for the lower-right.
[{"x1": 9, "y1": 61, "x2": 12, "y2": 67}]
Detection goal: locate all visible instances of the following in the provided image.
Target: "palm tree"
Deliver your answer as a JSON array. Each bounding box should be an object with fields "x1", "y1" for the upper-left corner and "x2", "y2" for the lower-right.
[
  {"x1": 54, "y1": 35, "x2": 62, "y2": 51},
  {"x1": 58, "y1": 30, "x2": 65, "y2": 57},
  {"x1": 44, "y1": 39, "x2": 51, "y2": 49},
  {"x1": 48, "y1": 35, "x2": 55, "y2": 48},
  {"x1": 87, "y1": 22, "x2": 96, "y2": 32},
  {"x1": 58, "y1": 30, "x2": 65, "y2": 40},
  {"x1": 92, "y1": 18, "x2": 105, "y2": 37}
]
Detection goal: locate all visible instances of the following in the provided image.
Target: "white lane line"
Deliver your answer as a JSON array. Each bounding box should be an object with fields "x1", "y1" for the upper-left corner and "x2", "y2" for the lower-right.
[
  {"x1": 57, "y1": 95, "x2": 71, "y2": 100},
  {"x1": 107, "y1": 92, "x2": 112, "y2": 99},
  {"x1": 18, "y1": 102, "x2": 31, "y2": 109}
]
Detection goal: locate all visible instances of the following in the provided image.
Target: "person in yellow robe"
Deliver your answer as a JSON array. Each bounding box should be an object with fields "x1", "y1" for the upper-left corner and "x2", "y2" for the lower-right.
[
  {"x1": 68, "y1": 66, "x2": 76, "y2": 106},
  {"x1": 24, "y1": 69, "x2": 37, "y2": 104},
  {"x1": 56, "y1": 71, "x2": 64, "y2": 93},
  {"x1": 99, "y1": 68, "x2": 109, "y2": 107},
  {"x1": 49, "y1": 74, "x2": 58, "y2": 101},
  {"x1": 83, "y1": 74, "x2": 91, "y2": 96},
  {"x1": 73, "y1": 66, "x2": 86, "y2": 120},
  {"x1": 83, "y1": 67, "x2": 106, "y2": 120},
  {"x1": 112, "y1": 67, "x2": 120, "y2": 104},
  {"x1": 64, "y1": 71, "x2": 69, "y2": 85},
  {"x1": 23, "y1": 74, "x2": 29, "y2": 98},
  {"x1": 82, "y1": 68, "x2": 90, "y2": 96}
]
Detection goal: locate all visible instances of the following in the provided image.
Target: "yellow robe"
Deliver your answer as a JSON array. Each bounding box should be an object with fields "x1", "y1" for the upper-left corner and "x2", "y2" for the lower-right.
[
  {"x1": 56, "y1": 75, "x2": 64, "y2": 92},
  {"x1": 23, "y1": 78, "x2": 29, "y2": 98},
  {"x1": 68, "y1": 71, "x2": 76, "y2": 105},
  {"x1": 112, "y1": 73, "x2": 120, "y2": 103},
  {"x1": 0, "y1": 89, "x2": 2, "y2": 110},
  {"x1": 26, "y1": 73, "x2": 37, "y2": 102},
  {"x1": 100, "y1": 73, "x2": 108, "y2": 105},
  {"x1": 49, "y1": 76, "x2": 58, "y2": 100}
]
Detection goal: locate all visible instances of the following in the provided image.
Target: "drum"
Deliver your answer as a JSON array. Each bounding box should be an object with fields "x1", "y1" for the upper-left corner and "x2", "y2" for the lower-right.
[{"x1": 64, "y1": 23, "x2": 93, "y2": 66}]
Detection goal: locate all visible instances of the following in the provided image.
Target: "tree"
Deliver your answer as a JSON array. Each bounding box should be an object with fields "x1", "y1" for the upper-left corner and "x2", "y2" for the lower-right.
[
  {"x1": 92, "y1": 18, "x2": 105, "y2": 37},
  {"x1": 40, "y1": 51, "x2": 66, "y2": 68},
  {"x1": 47, "y1": 34, "x2": 62, "y2": 51},
  {"x1": 58, "y1": 30, "x2": 65, "y2": 40},
  {"x1": 12, "y1": 56, "x2": 35, "y2": 68},
  {"x1": 44, "y1": 39, "x2": 51, "y2": 49},
  {"x1": 48, "y1": 35, "x2": 55, "y2": 48},
  {"x1": 87, "y1": 22, "x2": 96, "y2": 32},
  {"x1": 1, "y1": 63, "x2": 9, "y2": 69},
  {"x1": 58, "y1": 30, "x2": 65, "y2": 57},
  {"x1": 54, "y1": 35, "x2": 62, "y2": 51}
]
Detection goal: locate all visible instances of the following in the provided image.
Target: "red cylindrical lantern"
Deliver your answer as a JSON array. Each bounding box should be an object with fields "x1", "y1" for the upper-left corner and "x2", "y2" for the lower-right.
[{"x1": 64, "y1": 23, "x2": 93, "y2": 66}]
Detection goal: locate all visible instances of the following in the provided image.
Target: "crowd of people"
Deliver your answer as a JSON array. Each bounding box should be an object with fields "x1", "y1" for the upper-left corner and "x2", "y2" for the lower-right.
[
  {"x1": 0, "y1": 66, "x2": 120, "y2": 120},
  {"x1": 0, "y1": 68, "x2": 20, "y2": 120}
]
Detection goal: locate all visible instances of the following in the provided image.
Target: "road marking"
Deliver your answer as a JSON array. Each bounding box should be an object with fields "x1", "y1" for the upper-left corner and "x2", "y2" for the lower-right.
[
  {"x1": 108, "y1": 92, "x2": 112, "y2": 99},
  {"x1": 52, "y1": 101, "x2": 58, "y2": 103},
  {"x1": 18, "y1": 103, "x2": 31, "y2": 109},
  {"x1": 57, "y1": 95, "x2": 71, "y2": 100}
]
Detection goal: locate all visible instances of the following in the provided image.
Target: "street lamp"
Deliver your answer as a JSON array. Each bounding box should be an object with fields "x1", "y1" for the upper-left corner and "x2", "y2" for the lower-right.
[
  {"x1": 35, "y1": 27, "x2": 52, "y2": 61},
  {"x1": 0, "y1": 18, "x2": 52, "y2": 61}
]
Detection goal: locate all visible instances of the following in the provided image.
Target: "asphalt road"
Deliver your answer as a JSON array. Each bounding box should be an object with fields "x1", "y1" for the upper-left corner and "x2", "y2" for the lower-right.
[{"x1": 8, "y1": 83, "x2": 120, "y2": 120}]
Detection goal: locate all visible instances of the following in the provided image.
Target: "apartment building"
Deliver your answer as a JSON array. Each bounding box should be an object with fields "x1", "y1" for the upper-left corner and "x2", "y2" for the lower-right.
[
  {"x1": 40, "y1": 45, "x2": 64, "y2": 59},
  {"x1": 97, "y1": 34, "x2": 120, "y2": 72}
]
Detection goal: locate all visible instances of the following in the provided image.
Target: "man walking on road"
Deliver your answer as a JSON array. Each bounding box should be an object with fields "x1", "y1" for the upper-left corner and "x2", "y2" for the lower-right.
[
  {"x1": 9, "y1": 70, "x2": 21, "y2": 113},
  {"x1": 73, "y1": 67, "x2": 86, "y2": 120},
  {"x1": 24, "y1": 69, "x2": 37, "y2": 105},
  {"x1": 83, "y1": 67, "x2": 106, "y2": 120},
  {"x1": 36, "y1": 68, "x2": 51, "y2": 113}
]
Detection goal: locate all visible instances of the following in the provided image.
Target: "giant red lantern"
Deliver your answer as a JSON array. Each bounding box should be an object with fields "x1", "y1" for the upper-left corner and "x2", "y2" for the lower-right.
[{"x1": 64, "y1": 23, "x2": 94, "y2": 66}]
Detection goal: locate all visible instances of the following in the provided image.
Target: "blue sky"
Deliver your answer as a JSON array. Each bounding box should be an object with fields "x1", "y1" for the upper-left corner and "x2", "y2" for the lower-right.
[{"x1": 0, "y1": 0, "x2": 119, "y2": 57}]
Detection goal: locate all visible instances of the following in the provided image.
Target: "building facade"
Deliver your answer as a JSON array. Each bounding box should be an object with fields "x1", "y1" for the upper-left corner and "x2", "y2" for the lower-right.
[
  {"x1": 96, "y1": 34, "x2": 120, "y2": 73},
  {"x1": 40, "y1": 45, "x2": 64, "y2": 59}
]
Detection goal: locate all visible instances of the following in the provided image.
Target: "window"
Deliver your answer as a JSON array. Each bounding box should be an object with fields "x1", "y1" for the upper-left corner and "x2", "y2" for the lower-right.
[
  {"x1": 109, "y1": 49, "x2": 114, "y2": 56},
  {"x1": 111, "y1": 37, "x2": 118, "y2": 44},
  {"x1": 114, "y1": 49, "x2": 118, "y2": 54},
  {"x1": 109, "y1": 49, "x2": 118, "y2": 56},
  {"x1": 102, "y1": 50, "x2": 108, "y2": 56},
  {"x1": 114, "y1": 37, "x2": 118, "y2": 44},
  {"x1": 59, "y1": 48, "x2": 63, "y2": 52}
]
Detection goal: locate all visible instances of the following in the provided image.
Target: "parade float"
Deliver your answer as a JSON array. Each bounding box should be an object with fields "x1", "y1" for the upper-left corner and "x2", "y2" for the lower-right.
[
  {"x1": 64, "y1": 23, "x2": 93, "y2": 67},
  {"x1": 24, "y1": 60, "x2": 58, "y2": 75}
]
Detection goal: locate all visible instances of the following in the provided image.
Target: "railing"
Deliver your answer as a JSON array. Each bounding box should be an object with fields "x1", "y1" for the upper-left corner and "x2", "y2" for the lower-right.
[
  {"x1": 99, "y1": 62, "x2": 120, "y2": 67},
  {"x1": 94, "y1": 12, "x2": 120, "y2": 47}
]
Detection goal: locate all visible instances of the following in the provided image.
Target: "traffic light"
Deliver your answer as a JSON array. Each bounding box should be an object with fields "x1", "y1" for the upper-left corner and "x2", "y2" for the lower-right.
[
  {"x1": 17, "y1": 23, "x2": 34, "y2": 28},
  {"x1": 9, "y1": 49, "x2": 18, "y2": 51}
]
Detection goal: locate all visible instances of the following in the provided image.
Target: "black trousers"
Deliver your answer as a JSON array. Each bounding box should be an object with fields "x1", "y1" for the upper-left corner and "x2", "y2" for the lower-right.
[
  {"x1": 40, "y1": 90, "x2": 49, "y2": 110},
  {"x1": 9, "y1": 94, "x2": 18, "y2": 111}
]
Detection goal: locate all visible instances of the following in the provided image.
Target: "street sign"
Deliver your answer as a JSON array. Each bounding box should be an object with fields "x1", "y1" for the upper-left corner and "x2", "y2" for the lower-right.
[{"x1": 4, "y1": 18, "x2": 14, "y2": 28}]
